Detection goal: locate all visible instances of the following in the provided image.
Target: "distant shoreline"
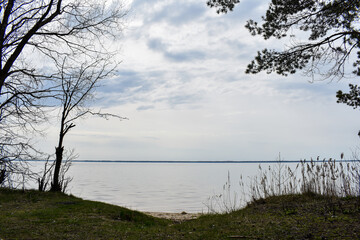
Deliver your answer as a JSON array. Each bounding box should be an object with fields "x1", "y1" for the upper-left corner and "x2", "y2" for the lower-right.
[{"x1": 24, "y1": 159, "x2": 355, "y2": 163}]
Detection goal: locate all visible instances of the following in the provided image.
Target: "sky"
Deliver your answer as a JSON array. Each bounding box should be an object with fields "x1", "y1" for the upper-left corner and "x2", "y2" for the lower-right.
[{"x1": 39, "y1": 0, "x2": 360, "y2": 161}]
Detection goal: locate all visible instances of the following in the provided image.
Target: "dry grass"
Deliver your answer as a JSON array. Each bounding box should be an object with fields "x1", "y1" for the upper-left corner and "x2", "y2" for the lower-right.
[
  {"x1": 206, "y1": 155, "x2": 360, "y2": 213},
  {"x1": 250, "y1": 158, "x2": 359, "y2": 200}
]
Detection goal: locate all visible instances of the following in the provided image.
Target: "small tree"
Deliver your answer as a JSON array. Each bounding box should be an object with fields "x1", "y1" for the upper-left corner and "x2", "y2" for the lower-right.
[{"x1": 50, "y1": 57, "x2": 126, "y2": 192}]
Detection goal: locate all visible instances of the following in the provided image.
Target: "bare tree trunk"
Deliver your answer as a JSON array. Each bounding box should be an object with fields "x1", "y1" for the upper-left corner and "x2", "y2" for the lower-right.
[
  {"x1": 51, "y1": 114, "x2": 66, "y2": 192},
  {"x1": 51, "y1": 145, "x2": 63, "y2": 191}
]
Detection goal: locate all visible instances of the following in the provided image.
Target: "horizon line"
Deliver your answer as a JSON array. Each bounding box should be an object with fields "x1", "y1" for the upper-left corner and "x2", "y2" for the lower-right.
[{"x1": 26, "y1": 159, "x2": 355, "y2": 164}]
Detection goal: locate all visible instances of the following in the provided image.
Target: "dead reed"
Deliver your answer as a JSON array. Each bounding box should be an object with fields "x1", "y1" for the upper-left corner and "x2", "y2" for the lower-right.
[
  {"x1": 251, "y1": 157, "x2": 359, "y2": 200},
  {"x1": 207, "y1": 154, "x2": 360, "y2": 213}
]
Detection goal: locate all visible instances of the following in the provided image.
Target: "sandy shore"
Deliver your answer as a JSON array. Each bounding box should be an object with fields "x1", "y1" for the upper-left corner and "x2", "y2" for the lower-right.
[{"x1": 144, "y1": 212, "x2": 203, "y2": 221}]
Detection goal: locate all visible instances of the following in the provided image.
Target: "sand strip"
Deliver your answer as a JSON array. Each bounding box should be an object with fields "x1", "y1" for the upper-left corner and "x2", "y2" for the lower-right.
[{"x1": 144, "y1": 212, "x2": 202, "y2": 221}]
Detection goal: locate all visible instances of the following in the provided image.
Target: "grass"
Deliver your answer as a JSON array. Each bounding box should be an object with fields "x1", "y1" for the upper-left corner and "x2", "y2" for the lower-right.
[
  {"x1": 2, "y1": 156, "x2": 360, "y2": 239},
  {"x1": 1, "y1": 188, "x2": 360, "y2": 239}
]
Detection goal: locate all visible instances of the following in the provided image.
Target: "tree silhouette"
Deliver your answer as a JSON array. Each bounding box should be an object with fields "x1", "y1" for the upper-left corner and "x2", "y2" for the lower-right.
[
  {"x1": 50, "y1": 57, "x2": 126, "y2": 192},
  {"x1": 207, "y1": 0, "x2": 360, "y2": 108},
  {"x1": 0, "y1": 0, "x2": 126, "y2": 184}
]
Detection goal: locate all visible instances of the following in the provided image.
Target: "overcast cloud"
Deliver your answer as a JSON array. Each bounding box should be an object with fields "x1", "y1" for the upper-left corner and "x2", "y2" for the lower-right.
[{"x1": 39, "y1": 0, "x2": 360, "y2": 161}]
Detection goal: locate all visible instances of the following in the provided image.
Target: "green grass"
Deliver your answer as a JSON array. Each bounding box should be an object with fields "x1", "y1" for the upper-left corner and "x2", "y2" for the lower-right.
[{"x1": 1, "y1": 188, "x2": 360, "y2": 239}]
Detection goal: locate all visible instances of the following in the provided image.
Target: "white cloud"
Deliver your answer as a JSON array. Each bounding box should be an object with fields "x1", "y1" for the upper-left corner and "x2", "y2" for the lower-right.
[{"x1": 38, "y1": 0, "x2": 360, "y2": 161}]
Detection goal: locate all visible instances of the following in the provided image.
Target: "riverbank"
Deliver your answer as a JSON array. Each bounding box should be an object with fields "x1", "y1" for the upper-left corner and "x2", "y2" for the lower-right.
[{"x1": 1, "y1": 188, "x2": 360, "y2": 239}]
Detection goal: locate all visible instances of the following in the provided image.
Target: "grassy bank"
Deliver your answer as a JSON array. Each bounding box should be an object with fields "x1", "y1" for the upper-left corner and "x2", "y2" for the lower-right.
[{"x1": 1, "y1": 188, "x2": 360, "y2": 239}]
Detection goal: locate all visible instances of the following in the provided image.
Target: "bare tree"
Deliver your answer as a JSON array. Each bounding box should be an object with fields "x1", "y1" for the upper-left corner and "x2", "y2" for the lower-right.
[
  {"x1": 0, "y1": 0, "x2": 126, "y2": 91},
  {"x1": 37, "y1": 156, "x2": 54, "y2": 192},
  {"x1": 50, "y1": 57, "x2": 126, "y2": 192},
  {"x1": 0, "y1": 0, "x2": 126, "y2": 183},
  {"x1": 38, "y1": 148, "x2": 76, "y2": 192},
  {"x1": 0, "y1": 71, "x2": 55, "y2": 187}
]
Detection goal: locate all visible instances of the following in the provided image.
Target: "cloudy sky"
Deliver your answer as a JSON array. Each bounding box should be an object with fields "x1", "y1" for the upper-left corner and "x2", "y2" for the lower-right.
[{"x1": 40, "y1": 0, "x2": 360, "y2": 161}]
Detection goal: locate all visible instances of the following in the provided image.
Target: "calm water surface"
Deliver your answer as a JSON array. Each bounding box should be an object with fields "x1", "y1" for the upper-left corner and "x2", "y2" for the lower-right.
[{"x1": 29, "y1": 161, "x2": 294, "y2": 213}]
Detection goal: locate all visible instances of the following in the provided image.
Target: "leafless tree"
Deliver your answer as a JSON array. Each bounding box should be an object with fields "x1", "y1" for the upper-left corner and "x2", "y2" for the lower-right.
[
  {"x1": 37, "y1": 156, "x2": 54, "y2": 192},
  {"x1": 0, "y1": 71, "x2": 54, "y2": 187},
  {"x1": 38, "y1": 148, "x2": 76, "y2": 192},
  {"x1": 0, "y1": 0, "x2": 126, "y2": 91},
  {"x1": 50, "y1": 57, "x2": 126, "y2": 192},
  {"x1": 0, "y1": 0, "x2": 127, "y2": 184}
]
